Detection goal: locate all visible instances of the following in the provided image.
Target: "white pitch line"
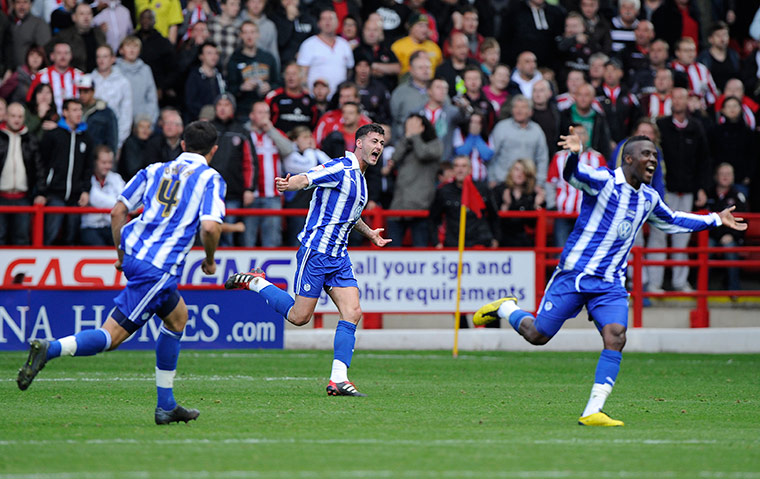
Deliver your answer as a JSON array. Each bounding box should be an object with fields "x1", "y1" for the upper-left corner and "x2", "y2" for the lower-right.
[{"x1": 0, "y1": 376, "x2": 318, "y2": 383}]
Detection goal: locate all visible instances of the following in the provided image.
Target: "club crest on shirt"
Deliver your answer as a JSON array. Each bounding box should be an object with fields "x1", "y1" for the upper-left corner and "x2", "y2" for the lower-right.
[
  {"x1": 617, "y1": 219, "x2": 633, "y2": 239},
  {"x1": 644, "y1": 200, "x2": 652, "y2": 211}
]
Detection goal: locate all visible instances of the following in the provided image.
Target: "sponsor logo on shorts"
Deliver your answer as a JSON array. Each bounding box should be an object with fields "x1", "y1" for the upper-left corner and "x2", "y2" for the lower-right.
[
  {"x1": 544, "y1": 301, "x2": 553, "y2": 311},
  {"x1": 303, "y1": 283, "x2": 311, "y2": 292}
]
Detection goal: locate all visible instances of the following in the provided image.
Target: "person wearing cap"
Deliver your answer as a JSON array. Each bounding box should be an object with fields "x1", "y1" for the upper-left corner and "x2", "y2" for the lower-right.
[
  {"x1": 390, "y1": 12, "x2": 441, "y2": 77},
  {"x1": 296, "y1": 8, "x2": 354, "y2": 100},
  {"x1": 311, "y1": 78, "x2": 331, "y2": 118},
  {"x1": 77, "y1": 74, "x2": 120, "y2": 154}
]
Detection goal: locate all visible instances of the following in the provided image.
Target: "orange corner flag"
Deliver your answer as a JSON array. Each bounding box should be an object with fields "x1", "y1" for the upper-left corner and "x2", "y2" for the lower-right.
[{"x1": 461, "y1": 174, "x2": 486, "y2": 218}]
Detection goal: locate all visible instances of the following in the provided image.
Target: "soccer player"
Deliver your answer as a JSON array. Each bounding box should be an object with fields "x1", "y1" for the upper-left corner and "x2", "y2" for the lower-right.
[
  {"x1": 17, "y1": 121, "x2": 226, "y2": 425},
  {"x1": 473, "y1": 127, "x2": 747, "y2": 426},
  {"x1": 225, "y1": 123, "x2": 390, "y2": 396}
]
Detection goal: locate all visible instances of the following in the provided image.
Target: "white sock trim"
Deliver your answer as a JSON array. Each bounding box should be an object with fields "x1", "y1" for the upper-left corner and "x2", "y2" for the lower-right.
[
  {"x1": 497, "y1": 299, "x2": 519, "y2": 319},
  {"x1": 581, "y1": 383, "x2": 614, "y2": 417},
  {"x1": 330, "y1": 359, "x2": 349, "y2": 383},
  {"x1": 251, "y1": 277, "x2": 273, "y2": 293},
  {"x1": 59, "y1": 336, "x2": 77, "y2": 356},
  {"x1": 156, "y1": 368, "x2": 176, "y2": 389},
  {"x1": 100, "y1": 328, "x2": 112, "y2": 351}
]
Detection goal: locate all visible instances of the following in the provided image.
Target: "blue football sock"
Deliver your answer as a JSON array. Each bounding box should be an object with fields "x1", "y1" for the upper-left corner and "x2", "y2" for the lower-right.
[
  {"x1": 156, "y1": 325, "x2": 182, "y2": 411},
  {"x1": 333, "y1": 320, "x2": 357, "y2": 368},
  {"x1": 259, "y1": 284, "x2": 295, "y2": 318},
  {"x1": 508, "y1": 310, "x2": 533, "y2": 333},
  {"x1": 594, "y1": 349, "x2": 623, "y2": 387},
  {"x1": 47, "y1": 329, "x2": 112, "y2": 360}
]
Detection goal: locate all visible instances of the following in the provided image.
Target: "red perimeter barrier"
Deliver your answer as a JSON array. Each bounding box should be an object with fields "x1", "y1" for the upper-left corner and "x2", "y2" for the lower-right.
[{"x1": 2, "y1": 206, "x2": 759, "y2": 329}]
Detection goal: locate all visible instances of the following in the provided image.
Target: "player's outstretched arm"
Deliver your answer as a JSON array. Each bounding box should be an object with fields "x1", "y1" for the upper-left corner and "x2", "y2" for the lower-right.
[
  {"x1": 354, "y1": 219, "x2": 392, "y2": 247},
  {"x1": 718, "y1": 205, "x2": 748, "y2": 232},
  {"x1": 200, "y1": 220, "x2": 222, "y2": 275},
  {"x1": 557, "y1": 126, "x2": 582, "y2": 154},
  {"x1": 275, "y1": 173, "x2": 310, "y2": 192},
  {"x1": 110, "y1": 201, "x2": 130, "y2": 270}
]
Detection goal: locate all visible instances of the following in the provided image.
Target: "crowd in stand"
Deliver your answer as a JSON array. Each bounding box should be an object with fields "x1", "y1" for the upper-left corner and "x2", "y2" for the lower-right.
[{"x1": 0, "y1": 0, "x2": 757, "y2": 289}]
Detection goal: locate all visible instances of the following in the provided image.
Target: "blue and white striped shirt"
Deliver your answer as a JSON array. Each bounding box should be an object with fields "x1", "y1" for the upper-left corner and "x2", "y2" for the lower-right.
[
  {"x1": 298, "y1": 151, "x2": 368, "y2": 257},
  {"x1": 118, "y1": 152, "x2": 226, "y2": 275},
  {"x1": 560, "y1": 154, "x2": 720, "y2": 284}
]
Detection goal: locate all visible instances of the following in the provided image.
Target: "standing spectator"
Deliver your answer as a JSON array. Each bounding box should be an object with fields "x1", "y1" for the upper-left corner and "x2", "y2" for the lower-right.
[
  {"x1": 115, "y1": 36, "x2": 159, "y2": 126},
  {"x1": 184, "y1": 41, "x2": 225, "y2": 122},
  {"x1": 488, "y1": 95, "x2": 549, "y2": 195},
  {"x1": 361, "y1": 0, "x2": 410, "y2": 45},
  {"x1": 492, "y1": 158, "x2": 544, "y2": 247},
  {"x1": 697, "y1": 21, "x2": 740, "y2": 92},
  {"x1": 640, "y1": 67, "x2": 673, "y2": 119},
  {"x1": 36, "y1": 98, "x2": 93, "y2": 245},
  {"x1": 559, "y1": 82, "x2": 612, "y2": 161},
  {"x1": 145, "y1": 108, "x2": 184, "y2": 164},
  {"x1": 715, "y1": 78, "x2": 759, "y2": 131},
  {"x1": 135, "y1": 0, "x2": 184, "y2": 44},
  {"x1": 26, "y1": 41, "x2": 83, "y2": 115},
  {"x1": 227, "y1": 20, "x2": 280, "y2": 121},
  {"x1": 629, "y1": 38, "x2": 670, "y2": 96},
  {"x1": 77, "y1": 74, "x2": 119, "y2": 154},
  {"x1": 387, "y1": 113, "x2": 442, "y2": 247},
  {"x1": 610, "y1": 0, "x2": 640, "y2": 53},
  {"x1": 579, "y1": 0, "x2": 612, "y2": 54},
  {"x1": 452, "y1": 110, "x2": 493, "y2": 182},
  {"x1": 207, "y1": 0, "x2": 242, "y2": 70},
  {"x1": 436, "y1": 32, "x2": 480, "y2": 100},
  {"x1": 353, "y1": 55, "x2": 390, "y2": 125},
  {"x1": 650, "y1": 87, "x2": 710, "y2": 293},
  {"x1": 93, "y1": 0, "x2": 134, "y2": 53},
  {"x1": 91, "y1": 45, "x2": 133, "y2": 150},
  {"x1": 644, "y1": 0, "x2": 681, "y2": 49},
  {"x1": 422, "y1": 77, "x2": 463, "y2": 162},
  {"x1": 706, "y1": 163, "x2": 747, "y2": 293},
  {"x1": 135, "y1": 9, "x2": 179, "y2": 105},
  {"x1": 30, "y1": 0, "x2": 60, "y2": 23},
  {"x1": 9, "y1": 0, "x2": 51, "y2": 69},
  {"x1": 312, "y1": 78, "x2": 330, "y2": 117},
  {"x1": 459, "y1": 66, "x2": 495, "y2": 132},
  {"x1": 531, "y1": 79, "x2": 560, "y2": 159},
  {"x1": 587, "y1": 51, "x2": 608, "y2": 90},
  {"x1": 441, "y1": 6, "x2": 484, "y2": 61},
  {"x1": 176, "y1": 21, "x2": 209, "y2": 90},
  {"x1": 389, "y1": 51, "x2": 430, "y2": 145},
  {"x1": 0, "y1": 101, "x2": 38, "y2": 245},
  {"x1": 117, "y1": 115, "x2": 152, "y2": 181},
  {"x1": 80, "y1": 145, "x2": 125, "y2": 246},
  {"x1": 390, "y1": 12, "x2": 442, "y2": 77},
  {"x1": 479, "y1": 38, "x2": 501, "y2": 78},
  {"x1": 483, "y1": 63, "x2": 510, "y2": 117},
  {"x1": 49, "y1": 0, "x2": 76, "y2": 34},
  {"x1": 619, "y1": 19, "x2": 655, "y2": 80},
  {"x1": 556, "y1": 69, "x2": 586, "y2": 110},
  {"x1": 0, "y1": 45, "x2": 46, "y2": 104},
  {"x1": 270, "y1": 0, "x2": 318, "y2": 67},
  {"x1": 354, "y1": 12, "x2": 400, "y2": 91},
  {"x1": 556, "y1": 12, "x2": 596, "y2": 88},
  {"x1": 597, "y1": 58, "x2": 640, "y2": 143},
  {"x1": 507, "y1": 51, "x2": 543, "y2": 99},
  {"x1": 709, "y1": 96, "x2": 756, "y2": 199},
  {"x1": 312, "y1": 81, "x2": 371, "y2": 148},
  {"x1": 24, "y1": 83, "x2": 58, "y2": 141},
  {"x1": 265, "y1": 61, "x2": 319, "y2": 134},
  {"x1": 246, "y1": 101, "x2": 292, "y2": 247},
  {"x1": 669, "y1": 37, "x2": 719, "y2": 107},
  {"x1": 51, "y1": 2, "x2": 107, "y2": 73},
  {"x1": 210, "y1": 94, "x2": 257, "y2": 246},
  {"x1": 241, "y1": 0, "x2": 280, "y2": 71},
  {"x1": 297, "y1": 8, "x2": 354, "y2": 100},
  {"x1": 499, "y1": 0, "x2": 565, "y2": 71}
]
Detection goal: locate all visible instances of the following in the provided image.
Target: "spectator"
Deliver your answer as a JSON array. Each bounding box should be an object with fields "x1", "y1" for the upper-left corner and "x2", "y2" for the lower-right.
[
  {"x1": 207, "y1": 0, "x2": 242, "y2": 69},
  {"x1": 80, "y1": 145, "x2": 125, "y2": 246},
  {"x1": 597, "y1": 58, "x2": 641, "y2": 143},
  {"x1": 26, "y1": 41, "x2": 84, "y2": 115},
  {"x1": 559, "y1": 82, "x2": 612, "y2": 160},
  {"x1": 265, "y1": 61, "x2": 319, "y2": 134},
  {"x1": 0, "y1": 101, "x2": 38, "y2": 245},
  {"x1": 77, "y1": 74, "x2": 119, "y2": 154},
  {"x1": 247, "y1": 100, "x2": 292, "y2": 247},
  {"x1": 49, "y1": 0, "x2": 76, "y2": 34},
  {"x1": 135, "y1": 0, "x2": 184, "y2": 44},
  {"x1": 339, "y1": 14, "x2": 360, "y2": 49},
  {"x1": 610, "y1": 0, "x2": 640, "y2": 53},
  {"x1": 556, "y1": 69, "x2": 586, "y2": 110},
  {"x1": 629, "y1": 38, "x2": 670, "y2": 96},
  {"x1": 650, "y1": 87, "x2": 710, "y2": 293},
  {"x1": 587, "y1": 51, "x2": 608, "y2": 89},
  {"x1": 458, "y1": 66, "x2": 495, "y2": 132},
  {"x1": 51, "y1": 2, "x2": 107, "y2": 73},
  {"x1": 431, "y1": 154, "x2": 497, "y2": 248},
  {"x1": 436, "y1": 32, "x2": 480, "y2": 100},
  {"x1": 145, "y1": 107, "x2": 184, "y2": 164},
  {"x1": 115, "y1": 36, "x2": 159, "y2": 126},
  {"x1": 479, "y1": 38, "x2": 500, "y2": 78},
  {"x1": 9, "y1": 0, "x2": 51, "y2": 69},
  {"x1": 640, "y1": 67, "x2": 673, "y2": 119},
  {"x1": 0, "y1": 45, "x2": 46, "y2": 104},
  {"x1": 619, "y1": 19, "x2": 655, "y2": 80},
  {"x1": 179, "y1": 0, "x2": 213, "y2": 43},
  {"x1": 488, "y1": 95, "x2": 549, "y2": 198},
  {"x1": 117, "y1": 115, "x2": 152, "y2": 181},
  {"x1": 30, "y1": 0, "x2": 60, "y2": 23},
  {"x1": 706, "y1": 163, "x2": 747, "y2": 293},
  {"x1": 483, "y1": 63, "x2": 510, "y2": 117},
  {"x1": 91, "y1": 45, "x2": 133, "y2": 150},
  {"x1": 241, "y1": 0, "x2": 280, "y2": 71},
  {"x1": 709, "y1": 96, "x2": 756, "y2": 199},
  {"x1": 422, "y1": 77, "x2": 463, "y2": 162},
  {"x1": 209, "y1": 93, "x2": 257, "y2": 246},
  {"x1": 353, "y1": 55, "x2": 390, "y2": 125},
  {"x1": 507, "y1": 51, "x2": 542, "y2": 99},
  {"x1": 281, "y1": 125, "x2": 330, "y2": 246},
  {"x1": 714, "y1": 78, "x2": 759, "y2": 131},
  {"x1": 697, "y1": 21, "x2": 740, "y2": 91},
  {"x1": 297, "y1": 8, "x2": 355, "y2": 100},
  {"x1": 390, "y1": 12, "x2": 442, "y2": 77},
  {"x1": 531, "y1": 78, "x2": 561, "y2": 159},
  {"x1": 24, "y1": 83, "x2": 58, "y2": 141},
  {"x1": 387, "y1": 113, "x2": 442, "y2": 247},
  {"x1": 556, "y1": 11, "x2": 596, "y2": 88},
  {"x1": 441, "y1": 6, "x2": 484, "y2": 61},
  {"x1": 579, "y1": 0, "x2": 612, "y2": 54},
  {"x1": 312, "y1": 78, "x2": 330, "y2": 118},
  {"x1": 643, "y1": 0, "x2": 681, "y2": 49},
  {"x1": 402, "y1": 0, "x2": 436, "y2": 43},
  {"x1": 36, "y1": 98, "x2": 93, "y2": 245},
  {"x1": 669, "y1": 37, "x2": 719, "y2": 107},
  {"x1": 270, "y1": 0, "x2": 318, "y2": 67},
  {"x1": 176, "y1": 20, "x2": 209, "y2": 86},
  {"x1": 452, "y1": 110, "x2": 493, "y2": 182},
  {"x1": 93, "y1": 0, "x2": 134, "y2": 53},
  {"x1": 671, "y1": 0, "x2": 701, "y2": 49},
  {"x1": 492, "y1": 157, "x2": 544, "y2": 247},
  {"x1": 499, "y1": 0, "x2": 565, "y2": 71},
  {"x1": 547, "y1": 123, "x2": 605, "y2": 246},
  {"x1": 312, "y1": 81, "x2": 371, "y2": 148},
  {"x1": 360, "y1": 0, "x2": 410, "y2": 46},
  {"x1": 227, "y1": 20, "x2": 280, "y2": 121},
  {"x1": 353, "y1": 12, "x2": 400, "y2": 91},
  {"x1": 184, "y1": 41, "x2": 225, "y2": 122},
  {"x1": 136, "y1": 9, "x2": 179, "y2": 106},
  {"x1": 389, "y1": 51, "x2": 430, "y2": 145}
]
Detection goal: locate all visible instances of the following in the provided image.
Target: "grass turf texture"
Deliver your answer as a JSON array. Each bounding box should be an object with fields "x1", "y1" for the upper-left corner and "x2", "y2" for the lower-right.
[{"x1": 1, "y1": 350, "x2": 758, "y2": 479}]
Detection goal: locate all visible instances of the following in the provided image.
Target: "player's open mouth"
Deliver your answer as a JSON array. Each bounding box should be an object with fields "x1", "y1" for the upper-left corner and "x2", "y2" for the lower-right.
[{"x1": 645, "y1": 165, "x2": 655, "y2": 174}]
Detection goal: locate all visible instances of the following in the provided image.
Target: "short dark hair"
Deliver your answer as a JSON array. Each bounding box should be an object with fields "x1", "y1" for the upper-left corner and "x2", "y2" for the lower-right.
[
  {"x1": 198, "y1": 41, "x2": 218, "y2": 57},
  {"x1": 356, "y1": 123, "x2": 385, "y2": 143},
  {"x1": 183, "y1": 121, "x2": 218, "y2": 155},
  {"x1": 62, "y1": 98, "x2": 82, "y2": 111},
  {"x1": 622, "y1": 135, "x2": 653, "y2": 161},
  {"x1": 709, "y1": 21, "x2": 729, "y2": 36}
]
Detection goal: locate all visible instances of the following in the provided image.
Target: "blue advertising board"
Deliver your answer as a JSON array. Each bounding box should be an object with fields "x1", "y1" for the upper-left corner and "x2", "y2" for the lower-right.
[{"x1": 0, "y1": 290, "x2": 284, "y2": 351}]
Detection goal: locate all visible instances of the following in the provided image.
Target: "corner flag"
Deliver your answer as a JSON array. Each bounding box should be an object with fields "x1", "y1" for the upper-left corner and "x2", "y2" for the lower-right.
[{"x1": 461, "y1": 175, "x2": 485, "y2": 218}]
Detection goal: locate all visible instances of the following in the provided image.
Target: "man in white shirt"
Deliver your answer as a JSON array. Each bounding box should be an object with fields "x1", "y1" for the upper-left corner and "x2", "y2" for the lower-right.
[{"x1": 81, "y1": 145, "x2": 126, "y2": 245}]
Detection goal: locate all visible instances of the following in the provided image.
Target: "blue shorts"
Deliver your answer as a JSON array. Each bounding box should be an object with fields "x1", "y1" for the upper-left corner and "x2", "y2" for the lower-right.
[
  {"x1": 534, "y1": 269, "x2": 629, "y2": 338},
  {"x1": 112, "y1": 255, "x2": 181, "y2": 334},
  {"x1": 294, "y1": 246, "x2": 358, "y2": 298}
]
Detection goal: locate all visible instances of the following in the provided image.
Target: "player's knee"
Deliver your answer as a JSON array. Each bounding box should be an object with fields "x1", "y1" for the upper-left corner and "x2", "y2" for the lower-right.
[
  {"x1": 288, "y1": 310, "x2": 312, "y2": 326},
  {"x1": 603, "y1": 327, "x2": 626, "y2": 351},
  {"x1": 344, "y1": 306, "x2": 362, "y2": 325}
]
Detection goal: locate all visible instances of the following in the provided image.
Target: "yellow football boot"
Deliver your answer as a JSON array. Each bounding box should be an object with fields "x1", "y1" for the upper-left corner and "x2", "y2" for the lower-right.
[
  {"x1": 473, "y1": 297, "x2": 518, "y2": 326},
  {"x1": 578, "y1": 411, "x2": 624, "y2": 427}
]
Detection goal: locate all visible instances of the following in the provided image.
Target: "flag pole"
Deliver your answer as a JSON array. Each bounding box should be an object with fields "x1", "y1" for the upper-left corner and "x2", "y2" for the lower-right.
[{"x1": 453, "y1": 203, "x2": 467, "y2": 358}]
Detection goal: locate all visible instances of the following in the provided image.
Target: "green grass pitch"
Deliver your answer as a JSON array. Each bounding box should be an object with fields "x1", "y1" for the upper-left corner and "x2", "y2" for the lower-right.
[{"x1": 1, "y1": 349, "x2": 758, "y2": 479}]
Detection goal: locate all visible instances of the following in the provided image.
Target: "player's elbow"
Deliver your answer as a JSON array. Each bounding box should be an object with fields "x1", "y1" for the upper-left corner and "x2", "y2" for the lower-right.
[{"x1": 110, "y1": 202, "x2": 128, "y2": 223}]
